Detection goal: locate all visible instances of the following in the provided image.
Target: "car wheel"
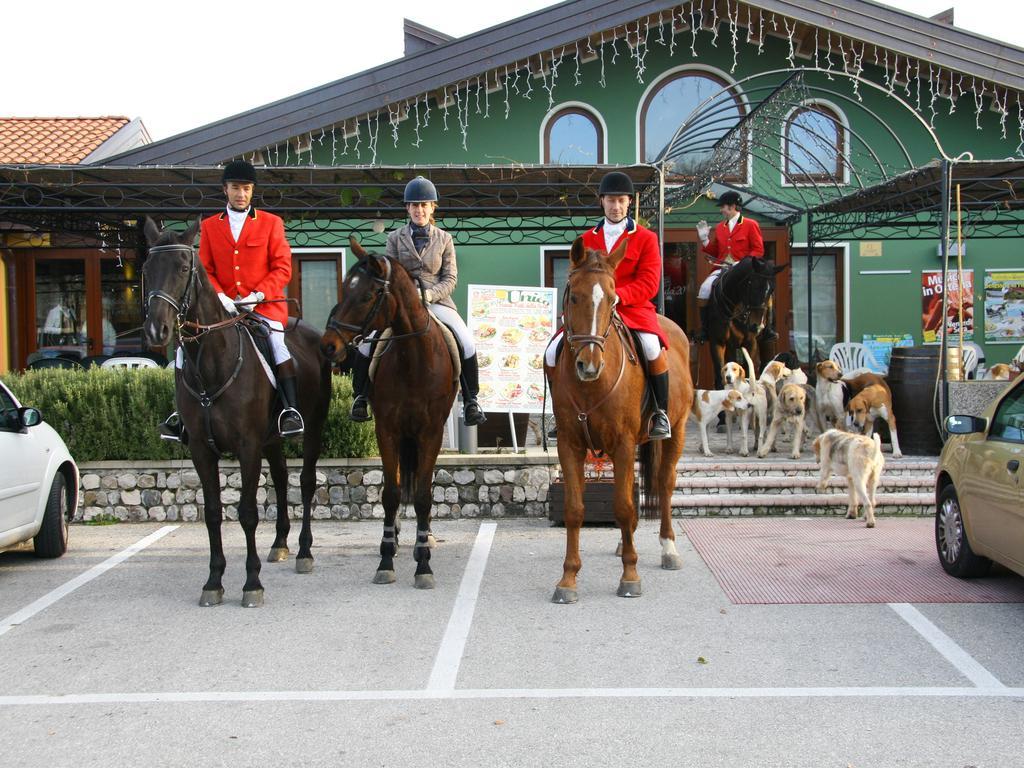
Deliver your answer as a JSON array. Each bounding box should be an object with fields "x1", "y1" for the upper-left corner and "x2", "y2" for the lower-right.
[
  {"x1": 34, "y1": 472, "x2": 69, "y2": 559},
  {"x1": 935, "y1": 484, "x2": 990, "y2": 578}
]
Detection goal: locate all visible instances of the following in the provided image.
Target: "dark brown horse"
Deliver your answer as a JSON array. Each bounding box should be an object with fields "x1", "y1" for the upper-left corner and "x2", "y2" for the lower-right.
[
  {"x1": 706, "y1": 256, "x2": 786, "y2": 390},
  {"x1": 319, "y1": 237, "x2": 456, "y2": 588},
  {"x1": 142, "y1": 219, "x2": 331, "y2": 607},
  {"x1": 547, "y1": 237, "x2": 694, "y2": 603}
]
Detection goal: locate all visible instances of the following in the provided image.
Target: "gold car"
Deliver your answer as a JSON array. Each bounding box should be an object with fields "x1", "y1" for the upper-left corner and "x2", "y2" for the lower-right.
[{"x1": 936, "y1": 378, "x2": 1024, "y2": 578}]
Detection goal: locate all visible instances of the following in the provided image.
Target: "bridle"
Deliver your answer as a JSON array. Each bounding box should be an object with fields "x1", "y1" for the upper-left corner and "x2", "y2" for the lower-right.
[
  {"x1": 325, "y1": 255, "x2": 430, "y2": 349},
  {"x1": 713, "y1": 260, "x2": 775, "y2": 334},
  {"x1": 145, "y1": 244, "x2": 198, "y2": 324},
  {"x1": 561, "y1": 267, "x2": 625, "y2": 357}
]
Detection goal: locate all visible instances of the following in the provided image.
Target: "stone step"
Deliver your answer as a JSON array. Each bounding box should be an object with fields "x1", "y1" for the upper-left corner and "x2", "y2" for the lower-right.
[
  {"x1": 674, "y1": 475, "x2": 933, "y2": 495},
  {"x1": 675, "y1": 459, "x2": 937, "y2": 474},
  {"x1": 668, "y1": 491, "x2": 934, "y2": 516}
]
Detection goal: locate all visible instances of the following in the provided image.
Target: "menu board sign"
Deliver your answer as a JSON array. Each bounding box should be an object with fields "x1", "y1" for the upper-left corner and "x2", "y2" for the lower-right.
[{"x1": 466, "y1": 285, "x2": 558, "y2": 414}]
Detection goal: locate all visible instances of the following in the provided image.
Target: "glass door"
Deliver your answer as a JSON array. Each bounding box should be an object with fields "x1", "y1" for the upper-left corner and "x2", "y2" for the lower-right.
[
  {"x1": 289, "y1": 252, "x2": 344, "y2": 334},
  {"x1": 790, "y1": 248, "x2": 842, "y2": 361},
  {"x1": 31, "y1": 258, "x2": 88, "y2": 364}
]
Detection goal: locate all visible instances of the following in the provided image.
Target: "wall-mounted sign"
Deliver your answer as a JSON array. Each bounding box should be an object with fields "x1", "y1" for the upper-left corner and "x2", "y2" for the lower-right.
[
  {"x1": 983, "y1": 269, "x2": 1024, "y2": 344},
  {"x1": 922, "y1": 269, "x2": 973, "y2": 344}
]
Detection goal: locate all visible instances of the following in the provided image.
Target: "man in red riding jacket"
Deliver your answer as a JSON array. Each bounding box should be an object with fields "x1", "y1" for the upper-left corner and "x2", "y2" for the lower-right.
[
  {"x1": 545, "y1": 171, "x2": 672, "y2": 440},
  {"x1": 694, "y1": 190, "x2": 778, "y2": 343}
]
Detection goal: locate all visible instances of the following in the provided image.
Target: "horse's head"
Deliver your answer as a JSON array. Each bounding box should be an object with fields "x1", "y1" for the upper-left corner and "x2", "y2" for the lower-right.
[
  {"x1": 735, "y1": 257, "x2": 786, "y2": 334},
  {"x1": 320, "y1": 236, "x2": 394, "y2": 363},
  {"x1": 142, "y1": 217, "x2": 201, "y2": 347},
  {"x1": 562, "y1": 236, "x2": 626, "y2": 382}
]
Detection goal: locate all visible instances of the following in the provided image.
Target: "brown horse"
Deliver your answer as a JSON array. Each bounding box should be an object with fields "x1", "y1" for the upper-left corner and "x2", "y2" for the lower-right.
[
  {"x1": 142, "y1": 219, "x2": 332, "y2": 607},
  {"x1": 319, "y1": 237, "x2": 456, "y2": 588},
  {"x1": 547, "y1": 237, "x2": 694, "y2": 603}
]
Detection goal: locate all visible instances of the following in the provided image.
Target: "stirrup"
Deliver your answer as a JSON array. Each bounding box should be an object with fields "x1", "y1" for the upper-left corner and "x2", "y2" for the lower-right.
[
  {"x1": 463, "y1": 399, "x2": 487, "y2": 426},
  {"x1": 158, "y1": 412, "x2": 183, "y2": 443},
  {"x1": 350, "y1": 395, "x2": 372, "y2": 422},
  {"x1": 693, "y1": 328, "x2": 708, "y2": 344},
  {"x1": 648, "y1": 410, "x2": 672, "y2": 441},
  {"x1": 279, "y1": 408, "x2": 304, "y2": 437}
]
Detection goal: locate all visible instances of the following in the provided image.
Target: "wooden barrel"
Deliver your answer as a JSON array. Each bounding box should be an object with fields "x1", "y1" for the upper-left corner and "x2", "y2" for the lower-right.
[{"x1": 887, "y1": 346, "x2": 943, "y2": 456}]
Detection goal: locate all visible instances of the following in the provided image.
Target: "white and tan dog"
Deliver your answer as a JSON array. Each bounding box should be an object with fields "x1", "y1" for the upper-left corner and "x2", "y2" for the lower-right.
[
  {"x1": 846, "y1": 383, "x2": 903, "y2": 458},
  {"x1": 815, "y1": 360, "x2": 846, "y2": 431},
  {"x1": 757, "y1": 383, "x2": 808, "y2": 459},
  {"x1": 690, "y1": 388, "x2": 750, "y2": 457},
  {"x1": 813, "y1": 428, "x2": 885, "y2": 527},
  {"x1": 985, "y1": 363, "x2": 1012, "y2": 381}
]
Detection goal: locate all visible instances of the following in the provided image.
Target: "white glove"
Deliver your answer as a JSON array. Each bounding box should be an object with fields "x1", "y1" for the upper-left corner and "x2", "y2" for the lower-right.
[
  {"x1": 696, "y1": 220, "x2": 710, "y2": 244},
  {"x1": 235, "y1": 291, "x2": 264, "y2": 309},
  {"x1": 423, "y1": 289, "x2": 436, "y2": 304},
  {"x1": 217, "y1": 293, "x2": 239, "y2": 316}
]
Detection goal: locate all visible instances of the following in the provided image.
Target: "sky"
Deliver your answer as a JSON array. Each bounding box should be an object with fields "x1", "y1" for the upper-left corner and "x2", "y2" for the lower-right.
[{"x1": 3, "y1": 0, "x2": 1024, "y2": 141}]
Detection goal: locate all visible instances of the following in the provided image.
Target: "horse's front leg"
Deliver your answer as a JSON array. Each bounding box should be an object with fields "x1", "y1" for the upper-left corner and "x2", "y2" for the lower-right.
[
  {"x1": 265, "y1": 443, "x2": 291, "y2": 563},
  {"x1": 412, "y1": 431, "x2": 444, "y2": 590},
  {"x1": 374, "y1": 436, "x2": 400, "y2": 584},
  {"x1": 193, "y1": 444, "x2": 225, "y2": 607},
  {"x1": 613, "y1": 444, "x2": 641, "y2": 597},
  {"x1": 238, "y1": 446, "x2": 265, "y2": 607},
  {"x1": 294, "y1": 441, "x2": 318, "y2": 575},
  {"x1": 552, "y1": 440, "x2": 585, "y2": 604}
]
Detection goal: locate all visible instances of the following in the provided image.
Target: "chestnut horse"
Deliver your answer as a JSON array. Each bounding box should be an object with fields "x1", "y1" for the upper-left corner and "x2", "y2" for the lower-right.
[
  {"x1": 547, "y1": 237, "x2": 694, "y2": 603},
  {"x1": 319, "y1": 237, "x2": 456, "y2": 589},
  {"x1": 706, "y1": 256, "x2": 786, "y2": 390},
  {"x1": 142, "y1": 219, "x2": 332, "y2": 607}
]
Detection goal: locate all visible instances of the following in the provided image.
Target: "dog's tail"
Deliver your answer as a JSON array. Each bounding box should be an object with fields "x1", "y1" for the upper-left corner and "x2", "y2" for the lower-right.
[
  {"x1": 740, "y1": 346, "x2": 757, "y2": 382},
  {"x1": 872, "y1": 433, "x2": 882, "y2": 452},
  {"x1": 744, "y1": 346, "x2": 777, "y2": 408}
]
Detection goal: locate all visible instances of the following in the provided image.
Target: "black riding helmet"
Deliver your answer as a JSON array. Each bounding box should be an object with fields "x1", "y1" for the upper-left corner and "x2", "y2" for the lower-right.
[
  {"x1": 404, "y1": 176, "x2": 438, "y2": 203},
  {"x1": 715, "y1": 190, "x2": 743, "y2": 207},
  {"x1": 222, "y1": 160, "x2": 258, "y2": 185},
  {"x1": 598, "y1": 171, "x2": 635, "y2": 197}
]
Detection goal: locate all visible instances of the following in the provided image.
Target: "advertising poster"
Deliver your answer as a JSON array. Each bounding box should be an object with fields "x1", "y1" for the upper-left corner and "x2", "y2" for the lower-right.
[
  {"x1": 861, "y1": 334, "x2": 915, "y2": 373},
  {"x1": 466, "y1": 284, "x2": 558, "y2": 414},
  {"x1": 983, "y1": 270, "x2": 1024, "y2": 344},
  {"x1": 921, "y1": 269, "x2": 974, "y2": 344}
]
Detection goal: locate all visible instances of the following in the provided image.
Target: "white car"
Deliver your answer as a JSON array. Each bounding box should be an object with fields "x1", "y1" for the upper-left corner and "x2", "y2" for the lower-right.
[{"x1": 0, "y1": 379, "x2": 79, "y2": 557}]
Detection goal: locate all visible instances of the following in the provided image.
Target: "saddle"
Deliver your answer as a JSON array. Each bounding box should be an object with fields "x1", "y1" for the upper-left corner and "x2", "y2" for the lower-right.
[
  {"x1": 367, "y1": 311, "x2": 461, "y2": 383},
  {"x1": 240, "y1": 315, "x2": 298, "y2": 389}
]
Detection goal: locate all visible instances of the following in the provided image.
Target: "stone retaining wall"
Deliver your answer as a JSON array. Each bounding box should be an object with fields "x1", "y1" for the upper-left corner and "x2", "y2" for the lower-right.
[{"x1": 77, "y1": 456, "x2": 558, "y2": 523}]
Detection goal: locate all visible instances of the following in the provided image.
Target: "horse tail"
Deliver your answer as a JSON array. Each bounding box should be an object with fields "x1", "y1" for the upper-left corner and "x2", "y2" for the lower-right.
[
  {"x1": 399, "y1": 437, "x2": 418, "y2": 506},
  {"x1": 638, "y1": 439, "x2": 662, "y2": 520}
]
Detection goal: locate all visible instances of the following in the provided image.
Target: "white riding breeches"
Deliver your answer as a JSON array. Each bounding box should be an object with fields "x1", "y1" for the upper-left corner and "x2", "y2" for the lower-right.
[
  {"x1": 698, "y1": 269, "x2": 722, "y2": 301},
  {"x1": 174, "y1": 316, "x2": 290, "y2": 368},
  {"x1": 357, "y1": 303, "x2": 475, "y2": 359},
  {"x1": 544, "y1": 329, "x2": 662, "y2": 366}
]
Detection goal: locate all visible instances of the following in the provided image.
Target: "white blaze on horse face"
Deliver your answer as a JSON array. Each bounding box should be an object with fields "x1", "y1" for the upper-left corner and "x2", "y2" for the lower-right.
[{"x1": 590, "y1": 281, "x2": 604, "y2": 340}]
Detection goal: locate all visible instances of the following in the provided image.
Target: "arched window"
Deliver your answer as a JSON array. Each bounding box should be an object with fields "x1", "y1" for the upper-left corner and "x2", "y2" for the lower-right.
[
  {"x1": 784, "y1": 104, "x2": 845, "y2": 184},
  {"x1": 640, "y1": 69, "x2": 747, "y2": 181},
  {"x1": 543, "y1": 107, "x2": 604, "y2": 164}
]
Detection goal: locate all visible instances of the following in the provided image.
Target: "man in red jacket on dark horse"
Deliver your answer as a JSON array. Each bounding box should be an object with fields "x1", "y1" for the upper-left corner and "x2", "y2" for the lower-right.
[
  {"x1": 159, "y1": 161, "x2": 304, "y2": 441},
  {"x1": 545, "y1": 171, "x2": 672, "y2": 440},
  {"x1": 694, "y1": 190, "x2": 778, "y2": 343}
]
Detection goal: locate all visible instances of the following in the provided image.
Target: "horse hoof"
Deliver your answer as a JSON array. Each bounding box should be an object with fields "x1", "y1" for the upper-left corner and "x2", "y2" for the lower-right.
[
  {"x1": 415, "y1": 574, "x2": 435, "y2": 590},
  {"x1": 199, "y1": 589, "x2": 224, "y2": 607},
  {"x1": 267, "y1": 547, "x2": 290, "y2": 563},
  {"x1": 295, "y1": 558, "x2": 314, "y2": 574},
  {"x1": 372, "y1": 570, "x2": 396, "y2": 585},
  {"x1": 617, "y1": 580, "x2": 642, "y2": 598},
  {"x1": 615, "y1": 542, "x2": 623, "y2": 557},
  {"x1": 551, "y1": 587, "x2": 578, "y2": 604},
  {"x1": 241, "y1": 589, "x2": 265, "y2": 608},
  {"x1": 661, "y1": 553, "x2": 684, "y2": 570}
]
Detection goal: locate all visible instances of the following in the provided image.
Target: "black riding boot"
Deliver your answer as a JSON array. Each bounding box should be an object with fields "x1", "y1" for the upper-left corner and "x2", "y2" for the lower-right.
[
  {"x1": 349, "y1": 351, "x2": 372, "y2": 422},
  {"x1": 158, "y1": 411, "x2": 184, "y2": 443},
  {"x1": 694, "y1": 305, "x2": 710, "y2": 344},
  {"x1": 649, "y1": 371, "x2": 671, "y2": 440},
  {"x1": 276, "y1": 360, "x2": 304, "y2": 438},
  {"x1": 460, "y1": 354, "x2": 487, "y2": 426}
]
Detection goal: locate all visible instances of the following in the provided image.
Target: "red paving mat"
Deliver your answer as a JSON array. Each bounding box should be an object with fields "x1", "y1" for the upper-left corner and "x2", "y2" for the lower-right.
[{"x1": 680, "y1": 518, "x2": 1024, "y2": 604}]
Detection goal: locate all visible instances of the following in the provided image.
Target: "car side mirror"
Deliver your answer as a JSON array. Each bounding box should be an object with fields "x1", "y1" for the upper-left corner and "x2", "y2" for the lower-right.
[
  {"x1": 945, "y1": 414, "x2": 987, "y2": 435},
  {"x1": 19, "y1": 407, "x2": 42, "y2": 428}
]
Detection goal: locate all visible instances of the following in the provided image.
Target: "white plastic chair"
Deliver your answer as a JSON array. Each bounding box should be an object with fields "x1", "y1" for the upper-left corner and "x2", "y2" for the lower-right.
[
  {"x1": 101, "y1": 357, "x2": 160, "y2": 370},
  {"x1": 961, "y1": 342, "x2": 982, "y2": 379},
  {"x1": 829, "y1": 342, "x2": 883, "y2": 377}
]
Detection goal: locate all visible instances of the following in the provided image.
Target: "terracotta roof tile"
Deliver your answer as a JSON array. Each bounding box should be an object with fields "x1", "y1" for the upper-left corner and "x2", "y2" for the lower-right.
[{"x1": 0, "y1": 117, "x2": 130, "y2": 164}]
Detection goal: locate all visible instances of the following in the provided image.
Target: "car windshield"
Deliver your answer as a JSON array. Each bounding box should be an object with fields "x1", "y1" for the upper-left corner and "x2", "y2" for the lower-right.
[{"x1": 0, "y1": 386, "x2": 18, "y2": 430}]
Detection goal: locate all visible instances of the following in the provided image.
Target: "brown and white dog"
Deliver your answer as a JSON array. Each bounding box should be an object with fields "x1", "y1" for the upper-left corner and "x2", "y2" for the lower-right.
[
  {"x1": 846, "y1": 383, "x2": 903, "y2": 458},
  {"x1": 720, "y1": 350, "x2": 770, "y2": 456},
  {"x1": 985, "y1": 363, "x2": 1012, "y2": 381},
  {"x1": 815, "y1": 360, "x2": 846, "y2": 431},
  {"x1": 757, "y1": 383, "x2": 808, "y2": 459},
  {"x1": 690, "y1": 388, "x2": 750, "y2": 457},
  {"x1": 813, "y1": 428, "x2": 885, "y2": 527}
]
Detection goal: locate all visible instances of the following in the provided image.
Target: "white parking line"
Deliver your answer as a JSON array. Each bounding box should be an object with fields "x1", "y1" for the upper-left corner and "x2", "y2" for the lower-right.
[
  {"x1": 889, "y1": 603, "x2": 1006, "y2": 689},
  {"x1": 1, "y1": 685, "x2": 1022, "y2": 707},
  {"x1": 0, "y1": 525, "x2": 178, "y2": 638},
  {"x1": 427, "y1": 522, "x2": 497, "y2": 691}
]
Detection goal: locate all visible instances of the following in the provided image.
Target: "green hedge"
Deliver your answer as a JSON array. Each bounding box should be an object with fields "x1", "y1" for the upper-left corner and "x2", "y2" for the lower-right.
[{"x1": 1, "y1": 369, "x2": 376, "y2": 461}]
